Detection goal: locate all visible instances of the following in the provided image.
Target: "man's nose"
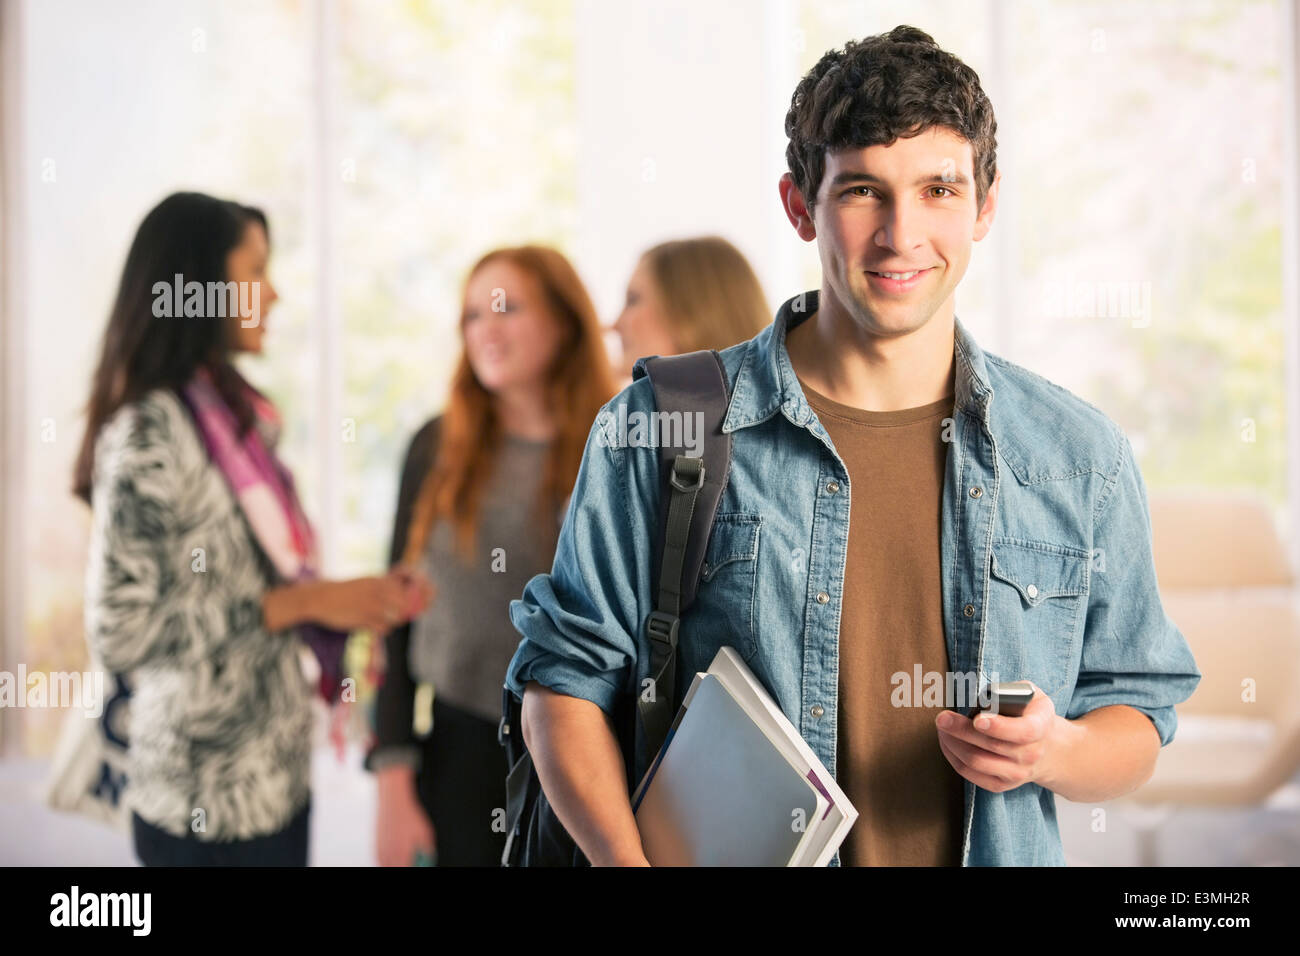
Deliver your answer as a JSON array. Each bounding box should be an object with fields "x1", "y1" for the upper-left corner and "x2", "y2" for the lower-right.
[{"x1": 875, "y1": 200, "x2": 924, "y2": 252}]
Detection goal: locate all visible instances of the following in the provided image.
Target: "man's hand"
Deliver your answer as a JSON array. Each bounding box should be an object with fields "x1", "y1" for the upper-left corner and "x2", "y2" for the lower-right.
[{"x1": 934, "y1": 680, "x2": 1063, "y2": 793}]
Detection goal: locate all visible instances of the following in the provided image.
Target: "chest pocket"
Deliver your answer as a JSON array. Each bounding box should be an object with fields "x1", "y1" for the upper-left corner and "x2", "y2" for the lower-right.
[
  {"x1": 987, "y1": 538, "x2": 1090, "y2": 699},
  {"x1": 685, "y1": 512, "x2": 762, "y2": 667}
]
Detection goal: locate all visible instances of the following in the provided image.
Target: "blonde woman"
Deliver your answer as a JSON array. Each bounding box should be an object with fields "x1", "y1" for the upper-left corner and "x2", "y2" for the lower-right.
[{"x1": 611, "y1": 236, "x2": 771, "y2": 377}]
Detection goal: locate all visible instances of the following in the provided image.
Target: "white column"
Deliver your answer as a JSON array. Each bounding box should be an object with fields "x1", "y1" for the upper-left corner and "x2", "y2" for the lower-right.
[
  {"x1": 1281, "y1": 0, "x2": 1300, "y2": 577},
  {"x1": 1, "y1": 0, "x2": 29, "y2": 757},
  {"x1": 310, "y1": 0, "x2": 342, "y2": 574},
  {"x1": 573, "y1": 0, "x2": 785, "y2": 323}
]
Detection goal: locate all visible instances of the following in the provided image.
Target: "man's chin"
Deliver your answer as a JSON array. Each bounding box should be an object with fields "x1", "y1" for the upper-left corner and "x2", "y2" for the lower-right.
[{"x1": 846, "y1": 297, "x2": 937, "y2": 336}]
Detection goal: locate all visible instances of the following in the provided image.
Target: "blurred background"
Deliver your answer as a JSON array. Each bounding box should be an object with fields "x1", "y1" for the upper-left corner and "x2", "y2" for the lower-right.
[{"x1": 2, "y1": 0, "x2": 1298, "y2": 865}]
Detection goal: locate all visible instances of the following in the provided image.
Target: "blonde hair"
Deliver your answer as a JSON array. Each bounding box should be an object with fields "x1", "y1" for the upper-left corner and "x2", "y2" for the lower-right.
[{"x1": 640, "y1": 236, "x2": 770, "y2": 353}]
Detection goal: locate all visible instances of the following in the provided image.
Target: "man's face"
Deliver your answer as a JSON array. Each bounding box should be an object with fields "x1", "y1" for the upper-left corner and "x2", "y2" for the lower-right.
[{"x1": 789, "y1": 126, "x2": 998, "y2": 338}]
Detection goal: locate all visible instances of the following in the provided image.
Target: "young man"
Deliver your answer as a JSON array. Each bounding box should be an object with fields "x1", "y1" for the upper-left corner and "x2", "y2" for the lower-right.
[{"x1": 505, "y1": 25, "x2": 1201, "y2": 866}]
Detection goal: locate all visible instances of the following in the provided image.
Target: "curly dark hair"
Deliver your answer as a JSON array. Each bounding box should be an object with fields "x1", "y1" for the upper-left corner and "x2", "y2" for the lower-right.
[{"x1": 784, "y1": 25, "x2": 998, "y2": 215}]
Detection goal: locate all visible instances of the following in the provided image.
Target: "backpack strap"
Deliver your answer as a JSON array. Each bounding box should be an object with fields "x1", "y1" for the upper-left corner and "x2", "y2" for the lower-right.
[{"x1": 631, "y1": 349, "x2": 733, "y2": 763}]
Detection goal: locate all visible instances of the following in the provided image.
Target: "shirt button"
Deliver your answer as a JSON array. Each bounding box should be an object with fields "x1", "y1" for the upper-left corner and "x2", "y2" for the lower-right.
[
  {"x1": 810, "y1": 704, "x2": 825, "y2": 718},
  {"x1": 816, "y1": 591, "x2": 830, "y2": 604},
  {"x1": 963, "y1": 604, "x2": 975, "y2": 617},
  {"x1": 826, "y1": 480, "x2": 840, "y2": 494},
  {"x1": 1026, "y1": 584, "x2": 1039, "y2": 598},
  {"x1": 969, "y1": 486, "x2": 983, "y2": 498}
]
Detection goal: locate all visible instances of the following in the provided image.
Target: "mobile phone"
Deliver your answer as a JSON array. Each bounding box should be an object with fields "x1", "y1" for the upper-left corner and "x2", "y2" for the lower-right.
[{"x1": 966, "y1": 681, "x2": 1034, "y2": 718}]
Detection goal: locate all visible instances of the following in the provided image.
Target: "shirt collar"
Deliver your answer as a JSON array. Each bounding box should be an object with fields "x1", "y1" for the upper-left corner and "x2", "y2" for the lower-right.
[{"x1": 722, "y1": 288, "x2": 995, "y2": 435}]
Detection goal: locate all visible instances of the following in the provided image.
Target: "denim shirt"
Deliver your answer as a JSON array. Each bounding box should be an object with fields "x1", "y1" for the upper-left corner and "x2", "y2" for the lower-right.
[{"x1": 506, "y1": 288, "x2": 1202, "y2": 866}]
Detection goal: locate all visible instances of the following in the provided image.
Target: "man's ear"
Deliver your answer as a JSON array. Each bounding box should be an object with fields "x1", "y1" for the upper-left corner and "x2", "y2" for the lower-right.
[
  {"x1": 779, "y1": 173, "x2": 817, "y2": 242},
  {"x1": 973, "y1": 168, "x2": 1001, "y2": 242}
]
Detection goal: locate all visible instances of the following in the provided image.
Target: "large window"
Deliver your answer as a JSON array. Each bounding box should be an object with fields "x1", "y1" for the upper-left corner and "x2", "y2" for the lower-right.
[
  {"x1": 798, "y1": 0, "x2": 1291, "y2": 514},
  {"x1": 2, "y1": 0, "x2": 579, "y2": 755},
  {"x1": 7, "y1": 0, "x2": 317, "y2": 754},
  {"x1": 331, "y1": 0, "x2": 578, "y2": 574},
  {"x1": 3, "y1": 0, "x2": 1294, "y2": 758}
]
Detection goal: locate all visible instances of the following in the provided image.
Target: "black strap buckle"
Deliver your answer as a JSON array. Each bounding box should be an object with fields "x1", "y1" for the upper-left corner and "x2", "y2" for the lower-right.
[
  {"x1": 645, "y1": 609, "x2": 680, "y2": 649},
  {"x1": 669, "y1": 455, "x2": 704, "y2": 492}
]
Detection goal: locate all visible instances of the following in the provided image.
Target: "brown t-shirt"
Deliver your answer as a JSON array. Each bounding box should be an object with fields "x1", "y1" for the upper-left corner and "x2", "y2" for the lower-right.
[{"x1": 798, "y1": 376, "x2": 966, "y2": 866}]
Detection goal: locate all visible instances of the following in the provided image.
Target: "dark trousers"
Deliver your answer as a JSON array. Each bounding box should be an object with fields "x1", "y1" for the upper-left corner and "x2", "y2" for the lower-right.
[
  {"x1": 132, "y1": 798, "x2": 311, "y2": 866},
  {"x1": 415, "y1": 696, "x2": 509, "y2": 866}
]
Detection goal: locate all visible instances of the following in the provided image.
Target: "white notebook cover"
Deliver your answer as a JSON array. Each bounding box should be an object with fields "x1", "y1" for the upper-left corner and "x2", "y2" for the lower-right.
[{"x1": 633, "y1": 673, "x2": 826, "y2": 866}]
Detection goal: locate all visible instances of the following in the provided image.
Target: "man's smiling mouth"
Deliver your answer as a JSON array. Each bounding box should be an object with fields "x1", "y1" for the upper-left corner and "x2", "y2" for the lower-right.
[{"x1": 867, "y1": 268, "x2": 933, "y2": 280}]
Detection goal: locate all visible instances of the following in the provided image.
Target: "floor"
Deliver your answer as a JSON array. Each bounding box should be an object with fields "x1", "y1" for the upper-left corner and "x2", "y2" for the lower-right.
[
  {"x1": 4, "y1": 748, "x2": 1299, "y2": 866},
  {"x1": 0, "y1": 743, "x2": 377, "y2": 866}
]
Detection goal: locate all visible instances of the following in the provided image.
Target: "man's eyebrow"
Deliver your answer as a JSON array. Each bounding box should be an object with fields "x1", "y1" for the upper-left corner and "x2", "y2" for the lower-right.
[{"x1": 828, "y1": 169, "x2": 972, "y2": 188}]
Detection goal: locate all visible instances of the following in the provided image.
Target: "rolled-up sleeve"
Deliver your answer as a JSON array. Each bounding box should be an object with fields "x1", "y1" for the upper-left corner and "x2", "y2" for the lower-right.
[
  {"x1": 506, "y1": 393, "x2": 656, "y2": 717},
  {"x1": 1066, "y1": 429, "x2": 1202, "y2": 746}
]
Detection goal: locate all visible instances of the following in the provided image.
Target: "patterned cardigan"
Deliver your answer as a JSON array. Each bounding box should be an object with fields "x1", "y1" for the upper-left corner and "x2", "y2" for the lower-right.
[{"x1": 84, "y1": 387, "x2": 314, "y2": 841}]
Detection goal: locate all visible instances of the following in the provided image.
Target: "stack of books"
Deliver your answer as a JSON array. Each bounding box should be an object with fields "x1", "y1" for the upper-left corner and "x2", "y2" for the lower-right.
[{"x1": 631, "y1": 646, "x2": 857, "y2": 865}]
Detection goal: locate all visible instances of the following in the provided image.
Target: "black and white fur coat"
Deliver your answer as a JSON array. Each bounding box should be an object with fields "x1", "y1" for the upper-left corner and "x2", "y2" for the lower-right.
[{"x1": 85, "y1": 388, "x2": 315, "y2": 841}]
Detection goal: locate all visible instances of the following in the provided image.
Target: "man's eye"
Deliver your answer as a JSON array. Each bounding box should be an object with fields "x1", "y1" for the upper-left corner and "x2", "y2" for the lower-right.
[
  {"x1": 930, "y1": 186, "x2": 954, "y2": 198},
  {"x1": 845, "y1": 186, "x2": 874, "y2": 198}
]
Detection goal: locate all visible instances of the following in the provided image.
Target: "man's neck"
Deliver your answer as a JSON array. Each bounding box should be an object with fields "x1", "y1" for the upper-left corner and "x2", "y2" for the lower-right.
[{"x1": 786, "y1": 287, "x2": 956, "y2": 412}]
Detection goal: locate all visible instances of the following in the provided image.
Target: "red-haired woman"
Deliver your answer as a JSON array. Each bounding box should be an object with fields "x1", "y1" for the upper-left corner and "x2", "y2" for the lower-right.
[{"x1": 367, "y1": 246, "x2": 616, "y2": 866}]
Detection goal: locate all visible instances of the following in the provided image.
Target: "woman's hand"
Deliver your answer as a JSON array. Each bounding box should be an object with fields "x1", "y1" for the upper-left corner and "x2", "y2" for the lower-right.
[
  {"x1": 375, "y1": 765, "x2": 436, "y2": 866},
  {"x1": 388, "y1": 565, "x2": 436, "y2": 621},
  {"x1": 312, "y1": 576, "x2": 411, "y2": 636},
  {"x1": 264, "y1": 574, "x2": 431, "y2": 636}
]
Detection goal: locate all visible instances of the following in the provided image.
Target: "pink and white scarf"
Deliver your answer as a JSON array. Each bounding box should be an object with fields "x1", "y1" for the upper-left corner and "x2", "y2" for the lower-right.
[{"x1": 181, "y1": 365, "x2": 347, "y2": 702}]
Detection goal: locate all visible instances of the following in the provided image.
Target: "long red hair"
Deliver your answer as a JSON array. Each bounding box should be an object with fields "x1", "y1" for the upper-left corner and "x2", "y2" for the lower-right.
[{"x1": 402, "y1": 246, "x2": 616, "y2": 565}]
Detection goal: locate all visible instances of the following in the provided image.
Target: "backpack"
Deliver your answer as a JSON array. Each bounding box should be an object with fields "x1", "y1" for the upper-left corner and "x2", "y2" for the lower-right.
[{"x1": 498, "y1": 349, "x2": 734, "y2": 866}]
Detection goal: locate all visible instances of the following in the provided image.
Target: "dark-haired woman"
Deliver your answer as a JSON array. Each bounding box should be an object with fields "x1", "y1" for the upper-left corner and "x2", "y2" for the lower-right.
[
  {"x1": 77, "y1": 191, "x2": 432, "y2": 866},
  {"x1": 368, "y1": 246, "x2": 615, "y2": 866}
]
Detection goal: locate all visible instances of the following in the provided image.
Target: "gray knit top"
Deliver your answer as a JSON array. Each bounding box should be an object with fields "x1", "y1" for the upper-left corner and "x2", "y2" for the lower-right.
[{"x1": 407, "y1": 427, "x2": 561, "y2": 723}]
